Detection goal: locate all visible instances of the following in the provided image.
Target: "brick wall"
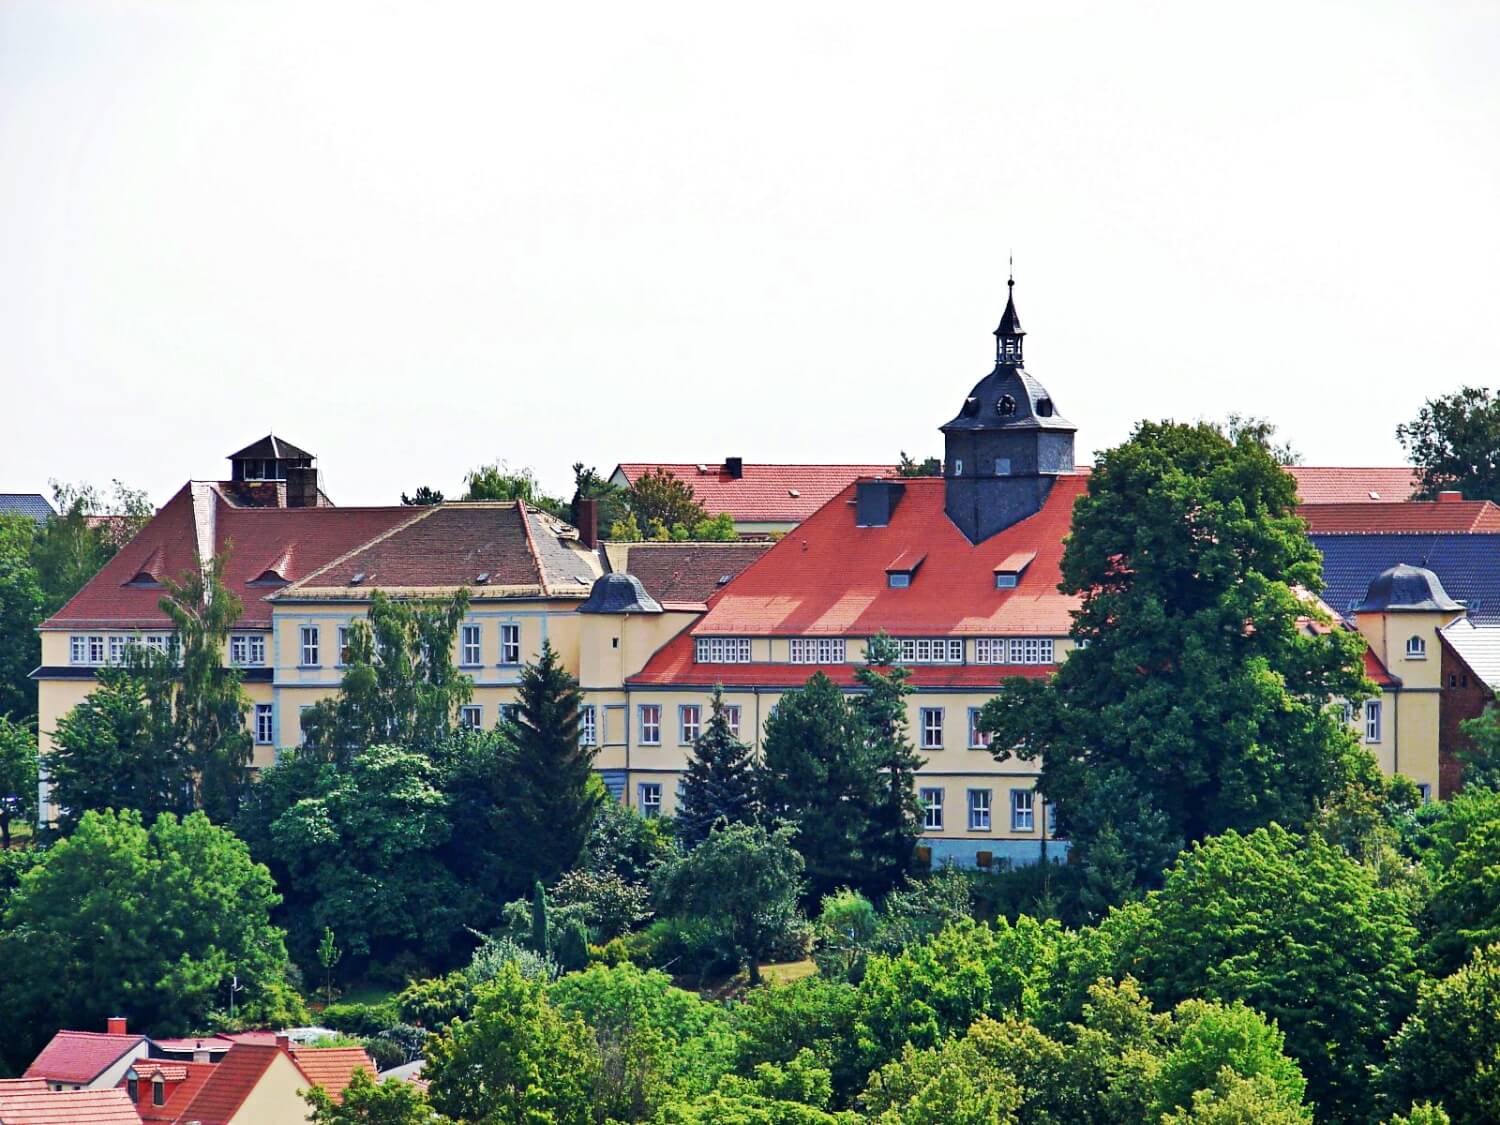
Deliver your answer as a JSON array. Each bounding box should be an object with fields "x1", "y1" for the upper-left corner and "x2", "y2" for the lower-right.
[{"x1": 1439, "y1": 636, "x2": 1493, "y2": 798}]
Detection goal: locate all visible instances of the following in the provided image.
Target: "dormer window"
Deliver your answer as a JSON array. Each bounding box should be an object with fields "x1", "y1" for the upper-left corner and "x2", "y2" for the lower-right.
[
  {"x1": 889, "y1": 573, "x2": 911, "y2": 588},
  {"x1": 994, "y1": 551, "x2": 1035, "y2": 590},
  {"x1": 126, "y1": 1073, "x2": 139, "y2": 1104},
  {"x1": 1406, "y1": 635, "x2": 1427, "y2": 659},
  {"x1": 997, "y1": 394, "x2": 1017, "y2": 416},
  {"x1": 248, "y1": 569, "x2": 288, "y2": 587},
  {"x1": 152, "y1": 1077, "x2": 165, "y2": 1107},
  {"x1": 886, "y1": 551, "x2": 925, "y2": 589}
]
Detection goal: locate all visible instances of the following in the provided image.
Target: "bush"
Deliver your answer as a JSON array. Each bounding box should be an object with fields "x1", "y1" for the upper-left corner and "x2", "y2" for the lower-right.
[
  {"x1": 551, "y1": 868, "x2": 652, "y2": 941},
  {"x1": 397, "y1": 971, "x2": 471, "y2": 1028},
  {"x1": 359, "y1": 1035, "x2": 407, "y2": 1072},
  {"x1": 320, "y1": 1000, "x2": 402, "y2": 1037}
]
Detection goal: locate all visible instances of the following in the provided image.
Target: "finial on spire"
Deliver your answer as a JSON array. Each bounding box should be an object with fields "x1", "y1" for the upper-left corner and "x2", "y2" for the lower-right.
[{"x1": 1008, "y1": 252, "x2": 1014, "y2": 287}]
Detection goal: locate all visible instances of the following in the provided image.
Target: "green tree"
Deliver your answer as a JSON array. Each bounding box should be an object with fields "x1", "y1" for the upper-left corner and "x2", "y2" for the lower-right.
[
  {"x1": 1419, "y1": 795, "x2": 1500, "y2": 974},
  {"x1": 0, "y1": 515, "x2": 43, "y2": 721},
  {"x1": 0, "y1": 809, "x2": 300, "y2": 1070},
  {"x1": 1397, "y1": 386, "x2": 1500, "y2": 500},
  {"x1": 1124, "y1": 825, "x2": 1420, "y2": 1121},
  {"x1": 570, "y1": 463, "x2": 630, "y2": 531},
  {"x1": 30, "y1": 479, "x2": 152, "y2": 615},
  {"x1": 305, "y1": 1067, "x2": 440, "y2": 1125},
  {"x1": 424, "y1": 963, "x2": 599, "y2": 1125},
  {"x1": 531, "y1": 880, "x2": 551, "y2": 956},
  {"x1": 626, "y1": 467, "x2": 707, "y2": 531},
  {"x1": 981, "y1": 420, "x2": 1375, "y2": 903},
  {"x1": 854, "y1": 634, "x2": 924, "y2": 898},
  {"x1": 676, "y1": 687, "x2": 760, "y2": 846},
  {"x1": 1220, "y1": 411, "x2": 1302, "y2": 466},
  {"x1": 463, "y1": 462, "x2": 568, "y2": 518},
  {"x1": 760, "y1": 673, "x2": 876, "y2": 902},
  {"x1": 655, "y1": 821, "x2": 805, "y2": 984},
  {"x1": 812, "y1": 889, "x2": 879, "y2": 982},
  {"x1": 609, "y1": 512, "x2": 645, "y2": 542},
  {"x1": 1383, "y1": 943, "x2": 1500, "y2": 1125},
  {"x1": 0, "y1": 717, "x2": 38, "y2": 848},
  {"x1": 301, "y1": 590, "x2": 472, "y2": 764},
  {"x1": 1456, "y1": 704, "x2": 1500, "y2": 790},
  {"x1": 318, "y1": 926, "x2": 343, "y2": 1006},
  {"x1": 896, "y1": 452, "x2": 941, "y2": 478},
  {"x1": 400, "y1": 485, "x2": 445, "y2": 506}
]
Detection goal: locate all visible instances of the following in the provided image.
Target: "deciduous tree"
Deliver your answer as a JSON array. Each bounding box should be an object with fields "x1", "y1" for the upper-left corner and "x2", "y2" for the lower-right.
[
  {"x1": 626, "y1": 467, "x2": 707, "y2": 531},
  {"x1": 30, "y1": 479, "x2": 152, "y2": 615},
  {"x1": 1397, "y1": 386, "x2": 1500, "y2": 501},
  {"x1": 0, "y1": 515, "x2": 43, "y2": 721},
  {"x1": 0, "y1": 717, "x2": 37, "y2": 849},
  {"x1": 305, "y1": 1068, "x2": 440, "y2": 1125}
]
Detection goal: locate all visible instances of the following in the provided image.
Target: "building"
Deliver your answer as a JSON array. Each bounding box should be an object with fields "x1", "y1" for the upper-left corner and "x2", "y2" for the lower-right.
[
  {"x1": 23, "y1": 1020, "x2": 150, "y2": 1093},
  {"x1": 0, "y1": 494, "x2": 56, "y2": 526},
  {"x1": 0, "y1": 1079, "x2": 142, "y2": 1125}
]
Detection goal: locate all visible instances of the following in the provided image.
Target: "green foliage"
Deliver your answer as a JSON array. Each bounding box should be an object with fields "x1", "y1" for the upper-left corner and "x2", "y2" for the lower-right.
[
  {"x1": 0, "y1": 810, "x2": 299, "y2": 1069},
  {"x1": 1397, "y1": 386, "x2": 1500, "y2": 501},
  {"x1": 626, "y1": 467, "x2": 707, "y2": 532},
  {"x1": 981, "y1": 420, "x2": 1376, "y2": 905},
  {"x1": 300, "y1": 590, "x2": 472, "y2": 764},
  {"x1": 1405, "y1": 786, "x2": 1500, "y2": 972},
  {"x1": 319, "y1": 926, "x2": 343, "y2": 1005},
  {"x1": 552, "y1": 867, "x2": 653, "y2": 941},
  {"x1": 400, "y1": 485, "x2": 444, "y2": 506},
  {"x1": 1387, "y1": 1105, "x2": 1454, "y2": 1125},
  {"x1": 812, "y1": 889, "x2": 879, "y2": 982},
  {"x1": 873, "y1": 868, "x2": 975, "y2": 953},
  {"x1": 398, "y1": 971, "x2": 473, "y2": 1028},
  {"x1": 30, "y1": 479, "x2": 152, "y2": 616},
  {"x1": 586, "y1": 796, "x2": 675, "y2": 884},
  {"x1": 424, "y1": 962, "x2": 599, "y2": 1125},
  {"x1": 1124, "y1": 824, "x2": 1419, "y2": 1121},
  {"x1": 677, "y1": 687, "x2": 761, "y2": 846},
  {"x1": 531, "y1": 880, "x2": 551, "y2": 955},
  {"x1": 854, "y1": 634, "x2": 924, "y2": 898},
  {"x1": 570, "y1": 463, "x2": 630, "y2": 531},
  {"x1": 463, "y1": 462, "x2": 568, "y2": 518},
  {"x1": 1220, "y1": 411, "x2": 1302, "y2": 466},
  {"x1": 610, "y1": 512, "x2": 645, "y2": 541},
  {"x1": 1457, "y1": 704, "x2": 1500, "y2": 790},
  {"x1": 655, "y1": 821, "x2": 806, "y2": 984},
  {"x1": 305, "y1": 1064, "x2": 440, "y2": 1124},
  {"x1": 1383, "y1": 943, "x2": 1500, "y2": 1125},
  {"x1": 467, "y1": 932, "x2": 559, "y2": 986},
  {"x1": 321, "y1": 999, "x2": 404, "y2": 1037},
  {"x1": 896, "y1": 452, "x2": 941, "y2": 478},
  {"x1": 0, "y1": 515, "x2": 43, "y2": 721},
  {"x1": 731, "y1": 977, "x2": 865, "y2": 1104},
  {"x1": 0, "y1": 716, "x2": 37, "y2": 847}
]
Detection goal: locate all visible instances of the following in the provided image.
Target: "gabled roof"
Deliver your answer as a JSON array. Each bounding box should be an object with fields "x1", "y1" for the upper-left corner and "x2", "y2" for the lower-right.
[
  {"x1": 124, "y1": 1063, "x2": 214, "y2": 1125},
  {"x1": 0, "y1": 494, "x2": 55, "y2": 525},
  {"x1": 227, "y1": 434, "x2": 313, "y2": 462},
  {"x1": 23, "y1": 1032, "x2": 146, "y2": 1086},
  {"x1": 1313, "y1": 533, "x2": 1500, "y2": 624},
  {"x1": 1285, "y1": 466, "x2": 1419, "y2": 504},
  {"x1": 1443, "y1": 619, "x2": 1500, "y2": 690},
  {"x1": 611, "y1": 464, "x2": 897, "y2": 524},
  {"x1": 1300, "y1": 499, "x2": 1500, "y2": 533},
  {"x1": 0, "y1": 1084, "x2": 142, "y2": 1125},
  {"x1": 167, "y1": 1043, "x2": 301, "y2": 1125},
  {"x1": 602, "y1": 542, "x2": 772, "y2": 604},
  {"x1": 289, "y1": 1048, "x2": 375, "y2": 1104}
]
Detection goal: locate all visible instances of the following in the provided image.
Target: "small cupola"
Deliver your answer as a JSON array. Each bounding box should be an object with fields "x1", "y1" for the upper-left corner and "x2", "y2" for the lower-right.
[
  {"x1": 994, "y1": 275, "x2": 1025, "y2": 366},
  {"x1": 578, "y1": 573, "x2": 663, "y2": 614},
  {"x1": 1354, "y1": 563, "x2": 1463, "y2": 614}
]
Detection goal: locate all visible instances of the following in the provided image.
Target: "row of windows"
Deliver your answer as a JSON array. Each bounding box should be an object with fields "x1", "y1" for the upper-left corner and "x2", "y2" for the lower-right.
[
  {"x1": 918, "y1": 706, "x2": 996, "y2": 750},
  {"x1": 790, "y1": 637, "x2": 847, "y2": 664},
  {"x1": 69, "y1": 634, "x2": 174, "y2": 665},
  {"x1": 229, "y1": 634, "x2": 266, "y2": 666},
  {"x1": 695, "y1": 637, "x2": 754, "y2": 664},
  {"x1": 918, "y1": 786, "x2": 1053, "y2": 834},
  {"x1": 295, "y1": 622, "x2": 522, "y2": 668},
  {"x1": 694, "y1": 636, "x2": 1057, "y2": 666},
  {"x1": 634, "y1": 703, "x2": 743, "y2": 745}
]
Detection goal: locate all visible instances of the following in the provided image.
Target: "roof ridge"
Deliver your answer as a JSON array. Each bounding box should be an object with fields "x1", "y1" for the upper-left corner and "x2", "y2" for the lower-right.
[{"x1": 515, "y1": 503, "x2": 549, "y2": 593}]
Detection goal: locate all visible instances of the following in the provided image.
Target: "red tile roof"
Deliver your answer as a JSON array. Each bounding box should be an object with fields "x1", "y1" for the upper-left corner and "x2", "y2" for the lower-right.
[
  {"x1": 612, "y1": 542, "x2": 774, "y2": 604},
  {"x1": 613, "y1": 463, "x2": 898, "y2": 524},
  {"x1": 0, "y1": 1084, "x2": 142, "y2": 1125},
  {"x1": 23, "y1": 1033, "x2": 145, "y2": 1086},
  {"x1": 1286, "y1": 466, "x2": 1419, "y2": 504},
  {"x1": 123, "y1": 1063, "x2": 213, "y2": 1125},
  {"x1": 167, "y1": 1044, "x2": 300, "y2": 1125},
  {"x1": 1300, "y1": 500, "x2": 1500, "y2": 534},
  {"x1": 289, "y1": 1048, "x2": 375, "y2": 1104},
  {"x1": 1365, "y1": 648, "x2": 1398, "y2": 686}
]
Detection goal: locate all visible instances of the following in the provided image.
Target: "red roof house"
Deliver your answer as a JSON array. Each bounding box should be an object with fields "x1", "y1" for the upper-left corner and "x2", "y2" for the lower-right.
[
  {"x1": 23, "y1": 1021, "x2": 149, "y2": 1092},
  {"x1": 0, "y1": 1080, "x2": 142, "y2": 1125},
  {"x1": 610, "y1": 462, "x2": 898, "y2": 530}
]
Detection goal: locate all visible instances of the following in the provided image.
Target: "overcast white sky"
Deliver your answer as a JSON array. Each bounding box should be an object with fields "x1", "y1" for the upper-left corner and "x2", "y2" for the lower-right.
[{"x1": 2, "y1": 1, "x2": 1498, "y2": 507}]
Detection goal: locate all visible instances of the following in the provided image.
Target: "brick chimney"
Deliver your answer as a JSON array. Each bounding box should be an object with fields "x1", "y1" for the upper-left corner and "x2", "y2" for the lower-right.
[
  {"x1": 275, "y1": 1035, "x2": 291, "y2": 1051},
  {"x1": 286, "y1": 467, "x2": 319, "y2": 508},
  {"x1": 724, "y1": 456, "x2": 744, "y2": 480},
  {"x1": 576, "y1": 498, "x2": 599, "y2": 548},
  {"x1": 107, "y1": 1017, "x2": 127, "y2": 1036},
  {"x1": 1437, "y1": 490, "x2": 1463, "y2": 503}
]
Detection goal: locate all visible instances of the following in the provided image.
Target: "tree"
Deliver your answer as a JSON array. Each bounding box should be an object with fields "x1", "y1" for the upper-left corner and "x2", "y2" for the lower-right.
[
  {"x1": 1124, "y1": 825, "x2": 1420, "y2": 1121},
  {"x1": 318, "y1": 927, "x2": 343, "y2": 1006},
  {"x1": 300, "y1": 590, "x2": 472, "y2": 764},
  {"x1": 981, "y1": 420, "x2": 1375, "y2": 902},
  {"x1": 1456, "y1": 704, "x2": 1500, "y2": 789},
  {"x1": 494, "y1": 641, "x2": 601, "y2": 891},
  {"x1": 462, "y1": 462, "x2": 568, "y2": 518},
  {"x1": 626, "y1": 467, "x2": 707, "y2": 531},
  {"x1": 812, "y1": 889, "x2": 879, "y2": 982},
  {"x1": 0, "y1": 717, "x2": 37, "y2": 848},
  {"x1": 30, "y1": 479, "x2": 152, "y2": 615},
  {"x1": 570, "y1": 463, "x2": 630, "y2": 531},
  {"x1": 400, "y1": 485, "x2": 444, "y2": 506},
  {"x1": 1383, "y1": 944, "x2": 1500, "y2": 1125},
  {"x1": 424, "y1": 963, "x2": 599, "y2": 1125},
  {"x1": 760, "y1": 673, "x2": 877, "y2": 902},
  {"x1": 0, "y1": 515, "x2": 43, "y2": 721},
  {"x1": 0, "y1": 810, "x2": 301, "y2": 1070},
  {"x1": 1397, "y1": 386, "x2": 1500, "y2": 501},
  {"x1": 1221, "y1": 412, "x2": 1302, "y2": 465},
  {"x1": 305, "y1": 1068, "x2": 439, "y2": 1125},
  {"x1": 676, "y1": 687, "x2": 760, "y2": 846},
  {"x1": 1417, "y1": 790, "x2": 1500, "y2": 974},
  {"x1": 896, "y1": 452, "x2": 941, "y2": 477},
  {"x1": 854, "y1": 634, "x2": 924, "y2": 898},
  {"x1": 655, "y1": 821, "x2": 805, "y2": 984}
]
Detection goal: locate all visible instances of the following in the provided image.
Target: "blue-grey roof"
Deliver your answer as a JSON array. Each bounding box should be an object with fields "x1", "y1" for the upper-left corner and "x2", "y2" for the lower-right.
[
  {"x1": 1313, "y1": 533, "x2": 1500, "y2": 624},
  {"x1": 578, "y1": 572, "x2": 663, "y2": 614},
  {"x1": 0, "y1": 493, "x2": 55, "y2": 525},
  {"x1": 1353, "y1": 563, "x2": 1462, "y2": 614}
]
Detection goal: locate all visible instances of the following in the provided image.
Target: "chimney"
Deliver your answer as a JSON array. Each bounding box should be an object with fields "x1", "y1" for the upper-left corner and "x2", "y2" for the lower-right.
[
  {"x1": 193, "y1": 1040, "x2": 210, "y2": 1064},
  {"x1": 855, "y1": 480, "x2": 906, "y2": 527},
  {"x1": 286, "y1": 467, "x2": 319, "y2": 508},
  {"x1": 724, "y1": 456, "x2": 744, "y2": 480},
  {"x1": 576, "y1": 498, "x2": 599, "y2": 549},
  {"x1": 1437, "y1": 490, "x2": 1463, "y2": 503},
  {"x1": 275, "y1": 1035, "x2": 291, "y2": 1051},
  {"x1": 107, "y1": 1017, "x2": 127, "y2": 1036}
]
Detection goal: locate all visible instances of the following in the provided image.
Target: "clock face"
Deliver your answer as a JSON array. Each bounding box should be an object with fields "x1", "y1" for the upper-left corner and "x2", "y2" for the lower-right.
[{"x1": 997, "y1": 394, "x2": 1017, "y2": 417}]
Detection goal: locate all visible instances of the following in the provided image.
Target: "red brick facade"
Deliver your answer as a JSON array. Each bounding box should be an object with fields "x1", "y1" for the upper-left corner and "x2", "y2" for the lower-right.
[{"x1": 1439, "y1": 635, "x2": 1493, "y2": 797}]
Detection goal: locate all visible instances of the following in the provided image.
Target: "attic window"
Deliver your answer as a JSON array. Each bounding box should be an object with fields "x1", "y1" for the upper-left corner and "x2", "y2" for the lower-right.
[
  {"x1": 476, "y1": 571, "x2": 491, "y2": 584},
  {"x1": 124, "y1": 572, "x2": 162, "y2": 588},
  {"x1": 248, "y1": 570, "x2": 288, "y2": 587},
  {"x1": 1036, "y1": 397, "x2": 1054, "y2": 418},
  {"x1": 886, "y1": 551, "x2": 926, "y2": 588},
  {"x1": 1406, "y1": 635, "x2": 1427, "y2": 659},
  {"x1": 994, "y1": 550, "x2": 1036, "y2": 590},
  {"x1": 717, "y1": 573, "x2": 733, "y2": 586},
  {"x1": 998, "y1": 395, "x2": 1017, "y2": 417},
  {"x1": 889, "y1": 573, "x2": 911, "y2": 589},
  {"x1": 350, "y1": 572, "x2": 367, "y2": 586},
  {"x1": 1368, "y1": 491, "x2": 1381, "y2": 500},
  {"x1": 788, "y1": 488, "x2": 801, "y2": 498},
  {"x1": 961, "y1": 396, "x2": 980, "y2": 418}
]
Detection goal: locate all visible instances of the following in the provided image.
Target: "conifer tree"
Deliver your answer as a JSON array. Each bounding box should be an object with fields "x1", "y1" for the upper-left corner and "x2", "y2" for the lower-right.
[
  {"x1": 676, "y1": 686, "x2": 759, "y2": 846},
  {"x1": 855, "y1": 632, "x2": 925, "y2": 897}
]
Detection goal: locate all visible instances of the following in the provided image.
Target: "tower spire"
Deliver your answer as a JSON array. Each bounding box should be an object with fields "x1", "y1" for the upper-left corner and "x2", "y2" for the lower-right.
[{"x1": 994, "y1": 269, "x2": 1024, "y2": 366}]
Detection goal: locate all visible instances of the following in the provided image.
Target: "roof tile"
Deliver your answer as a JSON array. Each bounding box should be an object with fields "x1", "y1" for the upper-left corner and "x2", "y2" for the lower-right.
[
  {"x1": 613, "y1": 464, "x2": 897, "y2": 523},
  {"x1": 23, "y1": 1033, "x2": 145, "y2": 1085}
]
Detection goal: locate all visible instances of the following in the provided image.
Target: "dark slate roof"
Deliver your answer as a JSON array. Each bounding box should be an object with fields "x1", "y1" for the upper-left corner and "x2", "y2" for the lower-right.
[
  {"x1": 994, "y1": 282, "x2": 1023, "y2": 337},
  {"x1": 0, "y1": 493, "x2": 55, "y2": 525},
  {"x1": 578, "y1": 573, "x2": 663, "y2": 614},
  {"x1": 940, "y1": 366, "x2": 1074, "y2": 433},
  {"x1": 227, "y1": 434, "x2": 314, "y2": 462},
  {"x1": 1354, "y1": 563, "x2": 1463, "y2": 614},
  {"x1": 1313, "y1": 533, "x2": 1500, "y2": 623}
]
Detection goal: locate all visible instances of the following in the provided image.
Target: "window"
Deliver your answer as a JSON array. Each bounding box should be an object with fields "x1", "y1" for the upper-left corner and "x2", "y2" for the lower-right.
[
  {"x1": 953, "y1": 459, "x2": 964, "y2": 476},
  {"x1": 897, "y1": 638, "x2": 964, "y2": 664},
  {"x1": 638, "y1": 783, "x2": 662, "y2": 819},
  {"x1": 888, "y1": 573, "x2": 911, "y2": 589},
  {"x1": 790, "y1": 638, "x2": 846, "y2": 664},
  {"x1": 968, "y1": 789, "x2": 992, "y2": 832},
  {"x1": 71, "y1": 635, "x2": 107, "y2": 665},
  {"x1": 1406, "y1": 635, "x2": 1427, "y2": 659},
  {"x1": 459, "y1": 705, "x2": 482, "y2": 730},
  {"x1": 995, "y1": 573, "x2": 1018, "y2": 589},
  {"x1": 1011, "y1": 788, "x2": 1035, "y2": 832},
  {"x1": 975, "y1": 638, "x2": 1005, "y2": 664},
  {"x1": 679, "y1": 704, "x2": 701, "y2": 744},
  {"x1": 1005, "y1": 637, "x2": 1054, "y2": 665},
  {"x1": 126, "y1": 1077, "x2": 138, "y2": 1104},
  {"x1": 500, "y1": 623, "x2": 521, "y2": 664},
  {"x1": 920, "y1": 787, "x2": 944, "y2": 831},
  {"x1": 460, "y1": 623, "x2": 482, "y2": 666},
  {"x1": 696, "y1": 637, "x2": 753, "y2": 663},
  {"x1": 580, "y1": 705, "x2": 597, "y2": 746},
  {"x1": 1340, "y1": 701, "x2": 1355, "y2": 724},
  {"x1": 995, "y1": 457, "x2": 1011, "y2": 475},
  {"x1": 1045, "y1": 800, "x2": 1058, "y2": 837},
  {"x1": 145, "y1": 633, "x2": 174, "y2": 659},
  {"x1": 968, "y1": 708, "x2": 992, "y2": 749},
  {"x1": 639, "y1": 704, "x2": 662, "y2": 745},
  {"x1": 919, "y1": 707, "x2": 944, "y2": 749},
  {"x1": 230, "y1": 634, "x2": 266, "y2": 666},
  {"x1": 499, "y1": 704, "x2": 520, "y2": 725},
  {"x1": 152, "y1": 1078, "x2": 164, "y2": 1107},
  {"x1": 724, "y1": 705, "x2": 742, "y2": 738},
  {"x1": 1365, "y1": 700, "x2": 1382, "y2": 743},
  {"x1": 254, "y1": 704, "x2": 274, "y2": 745},
  {"x1": 1417, "y1": 783, "x2": 1432, "y2": 804},
  {"x1": 300, "y1": 626, "x2": 320, "y2": 667},
  {"x1": 337, "y1": 626, "x2": 352, "y2": 666},
  {"x1": 998, "y1": 394, "x2": 1017, "y2": 415},
  {"x1": 108, "y1": 635, "x2": 128, "y2": 665}
]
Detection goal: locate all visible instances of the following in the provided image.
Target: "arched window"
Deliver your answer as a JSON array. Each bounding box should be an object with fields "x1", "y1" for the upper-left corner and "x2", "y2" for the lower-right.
[{"x1": 1405, "y1": 635, "x2": 1427, "y2": 660}]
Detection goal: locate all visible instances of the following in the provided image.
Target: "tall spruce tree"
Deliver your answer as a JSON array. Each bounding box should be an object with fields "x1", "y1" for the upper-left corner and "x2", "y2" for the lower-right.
[
  {"x1": 496, "y1": 641, "x2": 601, "y2": 891},
  {"x1": 855, "y1": 633, "x2": 924, "y2": 897},
  {"x1": 676, "y1": 686, "x2": 759, "y2": 846},
  {"x1": 760, "y1": 672, "x2": 878, "y2": 901}
]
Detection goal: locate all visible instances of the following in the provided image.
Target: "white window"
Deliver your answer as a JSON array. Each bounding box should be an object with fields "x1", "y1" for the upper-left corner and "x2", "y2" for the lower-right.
[
  {"x1": 300, "y1": 626, "x2": 320, "y2": 667},
  {"x1": 1005, "y1": 637, "x2": 1055, "y2": 665},
  {"x1": 70, "y1": 636, "x2": 86, "y2": 664},
  {"x1": 695, "y1": 637, "x2": 753, "y2": 664},
  {"x1": 580, "y1": 705, "x2": 597, "y2": 746},
  {"x1": 254, "y1": 704, "x2": 274, "y2": 745},
  {"x1": 920, "y1": 707, "x2": 944, "y2": 749},
  {"x1": 459, "y1": 705, "x2": 482, "y2": 730},
  {"x1": 1417, "y1": 783, "x2": 1432, "y2": 803},
  {"x1": 995, "y1": 573, "x2": 1019, "y2": 589},
  {"x1": 920, "y1": 787, "x2": 944, "y2": 831},
  {"x1": 790, "y1": 638, "x2": 846, "y2": 664},
  {"x1": 638, "y1": 783, "x2": 662, "y2": 818},
  {"x1": 229, "y1": 634, "x2": 266, "y2": 666},
  {"x1": 461, "y1": 624, "x2": 482, "y2": 666},
  {"x1": 953, "y1": 459, "x2": 964, "y2": 476},
  {"x1": 145, "y1": 633, "x2": 173, "y2": 658},
  {"x1": 88, "y1": 635, "x2": 106, "y2": 664},
  {"x1": 724, "y1": 704, "x2": 742, "y2": 738},
  {"x1": 1011, "y1": 788, "x2": 1035, "y2": 832},
  {"x1": 1406, "y1": 635, "x2": 1427, "y2": 660},
  {"x1": 679, "y1": 704, "x2": 701, "y2": 744},
  {"x1": 968, "y1": 708, "x2": 992, "y2": 749},
  {"x1": 975, "y1": 639, "x2": 1005, "y2": 664},
  {"x1": 337, "y1": 626, "x2": 352, "y2": 667},
  {"x1": 639, "y1": 704, "x2": 662, "y2": 745},
  {"x1": 1044, "y1": 800, "x2": 1058, "y2": 837},
  {"x1": 1365, "y1": 700, "x2": 1382, "y2": 743},
  {"x1": 500, "y1": 623, "x2": 521, "y2": 665},
  {"x1": 108, "y1": 636, "x2": 128, "y2": 665},
  {"x1": 897, "y1": 638, "x2": 964, "y2": 664},
  {"x1": 968, "y1": 789, "x2": 992, "y2": 832}
]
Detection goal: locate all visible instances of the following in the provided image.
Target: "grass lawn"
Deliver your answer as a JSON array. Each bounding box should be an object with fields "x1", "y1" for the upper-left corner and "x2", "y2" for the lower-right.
[
  {"x1": 691, "y1": 958, "x2": 818, "y2": 1001},
  {"x1": 314, "y1": 980, "x2": 401, "y2": 1010}
]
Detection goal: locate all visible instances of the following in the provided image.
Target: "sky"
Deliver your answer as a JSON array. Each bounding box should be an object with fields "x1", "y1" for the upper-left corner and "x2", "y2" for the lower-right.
[{"x1": 2, "y1": 1, "x2": 1498, "y2": 508}]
